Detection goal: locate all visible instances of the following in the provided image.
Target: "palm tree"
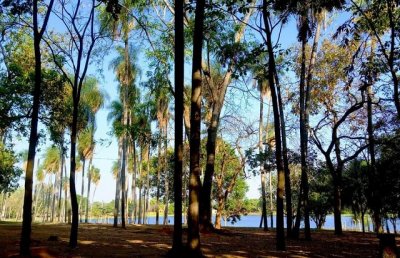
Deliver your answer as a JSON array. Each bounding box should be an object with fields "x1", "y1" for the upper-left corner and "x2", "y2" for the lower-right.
[
  {"x1": 77, "y1": 127, "x2": 93, "y2": 222},
  {"x1": 108, "y1": 103, "x2": 123, "y2": 227},
  {"x1": 42, "y1": 146, "x2": 61, "y2": 223},
  {"x1": 81, "y1": 78, "x2": 105, "y2": 223},
  {"x1": 86, "y1": 166, "x2": 100, "y2": 221},
  {"x1": 154, "y1": 87, "x2": 170, "y2": 225},
  {"x1": 109, "y1": 44, "x2": 139, "y2": 228}
]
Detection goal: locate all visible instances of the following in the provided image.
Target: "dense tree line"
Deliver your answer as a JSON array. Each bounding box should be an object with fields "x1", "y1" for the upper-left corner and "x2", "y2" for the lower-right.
[{"x1": 0, "y1": 0, "x2": 399, "y2": 256}]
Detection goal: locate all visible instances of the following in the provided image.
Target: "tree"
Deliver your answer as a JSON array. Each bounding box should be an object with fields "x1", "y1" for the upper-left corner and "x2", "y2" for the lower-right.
[
  {"x1": 308, "y1": 162, "x2": 333, "y2": 230},
  {"x1": 5, "y1": 0, "x2": 55, "y2": 254},
  {"x1": 187, "y1": 0, "x2": 205, "y2": 253},
  {"x1": 200, "y1": 2, "x2": 255, "y2": 229},
  {"x1": 172, "y1": 0, "x2": 184, "y2": 252},
  {"x1": 0, "y1": 143, "x2": 22, "y2": 194},
  {"x1": 44, "y1": 0, "x2": 108, "y2": 247},
  {"x1": 42, "y1": 146, "x2": 61, "y2": 222}
]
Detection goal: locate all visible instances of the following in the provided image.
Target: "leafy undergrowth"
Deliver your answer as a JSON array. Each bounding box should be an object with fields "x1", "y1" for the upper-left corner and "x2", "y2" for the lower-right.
[{"x1": 0, "y1": 222, "x2": 397, "y2": 257}]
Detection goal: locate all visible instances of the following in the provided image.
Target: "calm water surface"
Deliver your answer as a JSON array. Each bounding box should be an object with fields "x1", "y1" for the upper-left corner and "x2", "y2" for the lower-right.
[{"x1": 91, "y1": 214, "x2": 400, "y2": 232}]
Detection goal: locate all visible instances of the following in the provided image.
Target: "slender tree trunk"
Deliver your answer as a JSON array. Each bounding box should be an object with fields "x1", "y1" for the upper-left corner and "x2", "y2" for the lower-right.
[
  {"x1": 263, "y1": 2, "x2": 285, "y2": 250},
  {"x1": 293, "y1": 14, "x2": 311, "y2": 240},
  {"x1": 138, "y1": 182, "x2": 142, "y2": 224},
  {"x1": 200, "y1": 7, "x2": 254, "y2": 230},
  {"x1": 269, "y1": 170, "x2": 273, "y2": 228},
  {"x1": 80, "y1": 158, "x2": 86, "y2": 223},
  {"x1": 188, "y1": 0, "x2": 205, "y2": 253},
  {"x1": 69, "y1": 100, "x2": 80, "y2": 248},
  {"x1": 156, "y1": 129, "x2": 162, "y2": 225},
  {"x1": 20, "y1": 0, "x2": 54, "y2": 253},
  {"x1": 366, "y1": 40, "x2": 382, "y2": 233},
  {"x1": 114, "y1": 140, "x2": 122, "y2": 227},
  {"x1": 57, "y1": 152, "x2": 64, "y2": 222},
  {"x1": 276, "y1": 77, "x2": 292, "y2": 236},
  {"x1": 259, "y1": 90, "x2": 268, "y2": 231},
  {"x1": 64, "y1": 161, "x2": 68, "y2": 223},
  {"x1": 163, "y1": 123, "x2": 169, "y2": 225},
  {"x1": 51, "y1": 173, "x2": 57, "y2": 222},
  {"x1": 131, "y1": 142, "x2": 137, "y2": 224},
  {"x1": 85, "y1": 157, "x2": 93, "y2": 223}
]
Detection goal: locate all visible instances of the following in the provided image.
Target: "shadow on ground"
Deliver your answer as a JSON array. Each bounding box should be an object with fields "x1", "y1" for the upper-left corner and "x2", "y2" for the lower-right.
[{"x1": 0, "y1": 221, "x2": 396, "y2": 257}]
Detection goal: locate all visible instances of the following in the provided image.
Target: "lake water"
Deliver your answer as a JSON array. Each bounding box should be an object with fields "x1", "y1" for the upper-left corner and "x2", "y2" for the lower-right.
[{"x1": 91, "y1": 214, "x2": 400, "y2": 233}]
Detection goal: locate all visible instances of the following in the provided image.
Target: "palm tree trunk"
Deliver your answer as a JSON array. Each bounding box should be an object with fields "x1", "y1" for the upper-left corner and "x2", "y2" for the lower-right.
[
  {"x1": 114, "y1": 139, "x2": 122, "y2": 227},
  {"x1": 131, "y1": 142, "x2": 137, "y2": 224},
  {"x1": 57, "y1": 152, "x2": 64, "y2": 222},
  {"x1": 85, "y1": 157, "x2": 93, "y2": 223},
  {"x1": 51, "y1": 174, "x2": 57, "y2": 222}
]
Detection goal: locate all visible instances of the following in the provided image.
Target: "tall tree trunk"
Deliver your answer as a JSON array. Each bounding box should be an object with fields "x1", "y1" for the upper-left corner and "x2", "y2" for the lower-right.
[
  {"x1": 131, "y1": 142, "x2": 137, "y2": 224},
  {"x1": 163, "y1": 123, "x2": 169, "y2": 225},
  {"x1": 20, "y1": 0, "x2": 54, "y2": 253},
  {"x1": 85, "y1": 157, "x2": 93, "y2": 223},
  {"x1": 33, "y1": 159, "x2": 41, "y2": 222},
  {"x1": 269, "y1": 172, "x2": 273, "y2": 228},
  {"x1": 263, "y1": 2, "x2": 285, "y2": 250},
  {"x1": 259, "y1": 90, "x2": 268, "y2": 231},
  {"x1": 80, "y1": 158, "x2": 86, "y2": 223},
  {"x1": 69, "y1": 101, "x2": 80, "y2": 247},
  {"x1": 293, "y1": 13, "x2": 311, "y2": 240},
  {"x1": 188, "y1": 0, "x2": 205, "y2": 253},
  {"x1": 57, "y1": 152, "x2": 64, "y2": 222},
  {"x1": 156, "y1": 129, "x2": 162, "y2": 225},
  {"x1": 145, "y1": 150, "x2": 150, "y2": 224},
  {"x1": 51, "y1": 173, "x2": 57, "y2": 222},
  {"x1": 276, "y1": 76, "x2": 292, "y2": 236},
  {"x1": 114, "y1": 140, "x2": 122, "y2": 227},
  {"x1": 200, "y1": 7, "x2": 254, "y2": 229},
  {"x1": 366, "y1": 40, "x2": 382, "y2": 233}
]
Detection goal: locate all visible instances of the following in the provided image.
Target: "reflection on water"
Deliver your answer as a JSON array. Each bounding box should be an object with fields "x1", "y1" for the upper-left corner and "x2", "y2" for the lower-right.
[{"x1": 89, "y1": 215, "x2": 400, "y2": 232}]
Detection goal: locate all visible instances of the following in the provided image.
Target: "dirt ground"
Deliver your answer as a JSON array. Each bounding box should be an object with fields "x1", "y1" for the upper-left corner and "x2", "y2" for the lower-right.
[{"x1": 0, "y1": 221, "x2": 398, "y2": 257}]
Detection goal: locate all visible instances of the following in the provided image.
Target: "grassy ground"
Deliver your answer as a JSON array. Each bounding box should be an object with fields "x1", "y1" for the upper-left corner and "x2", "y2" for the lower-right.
[{"x1": 0, "y1": 221, "x2": 398, "y2": 257}]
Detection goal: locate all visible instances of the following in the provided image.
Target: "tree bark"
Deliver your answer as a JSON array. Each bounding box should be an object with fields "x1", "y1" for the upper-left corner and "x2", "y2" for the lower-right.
[
  {"x1": 20, "y1": 0, "x2": 54, "y2": 254},
  {"x1": 80, "y1": 158, "x2": 86, "y2": 223},
  {"x1": 263, "y1": 1, "x2": 285, "y2": 250},
  {"x1": 172, "y1": 12, "x2": 184, "y2": 245},
  {"x1": 114, "y1": 140, "x2": 122, "y2": 227},
  {"x1": 57, "y1": 152, "x2": 64, "y2": 222},
  {"x1": 200, "y1": 6, "x2": 254, "y2": 229},
  {"x1": 85, "y1": 157, "x2": 93, "y2": 223},
  {"x1": 259, "y1": 90, "x2": 268, "y2": 231},
  {"x1": 163, "y1": 123, "x2": 169, "y2": 225},
  {"x1": 156, "y1": 129, "x2": 162, "y2": 225},
  {"x1": 187, "y1": 0, "x2": 205, "y2": 253},
  {"x1": 333, "y1": 172, "x2": 343, "y2": 235}
]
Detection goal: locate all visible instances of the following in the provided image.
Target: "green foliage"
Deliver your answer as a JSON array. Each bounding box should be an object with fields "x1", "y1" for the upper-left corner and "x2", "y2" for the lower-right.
[
  {"x1": 0, "y1": 143, "x2": 22, "y2": 193},
  {"x1": 308, "y1": 163, "x2": 333, "y2": 229}
]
